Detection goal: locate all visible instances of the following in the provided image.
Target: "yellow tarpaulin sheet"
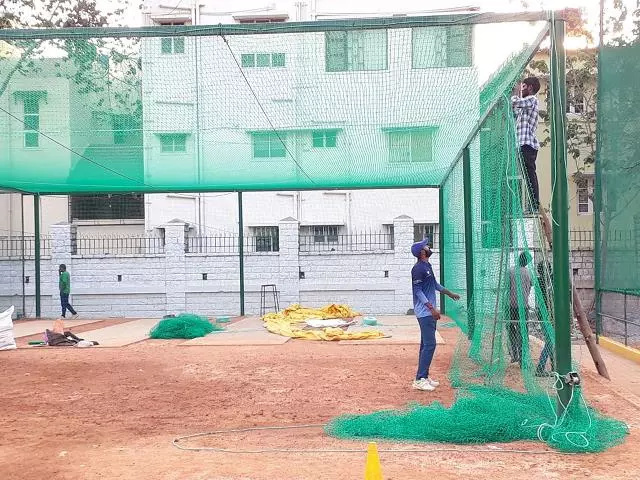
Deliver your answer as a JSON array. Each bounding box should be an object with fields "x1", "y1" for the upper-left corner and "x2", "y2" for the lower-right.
[{"x1": 262, "y1": 304, "x2": 385, "y2": 341}]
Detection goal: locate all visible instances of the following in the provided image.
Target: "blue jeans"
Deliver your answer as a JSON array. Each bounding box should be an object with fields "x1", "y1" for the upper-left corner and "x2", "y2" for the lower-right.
[
  {"x1": 536, "y1": 327, "x2": 554, "y2": 373},
  {"x1": 416, "y1": 316, "x2": 437, "y2": 380},
  {"x1": 60, "y1": 293, "x2": 77, "y2": 317}
]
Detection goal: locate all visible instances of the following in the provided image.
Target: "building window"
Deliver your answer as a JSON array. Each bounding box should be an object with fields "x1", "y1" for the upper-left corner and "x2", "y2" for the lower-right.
[
  {"x1": 577, "y1": 177, "x2": 594, "y2": 214},
  {"x1": 300, "y1": 225, "x2": 340, "y2": 243},
  {"x1": 23, "y1": 97, "x2": 40, "y2": 148},
  {"x1": 568, "y1": 87, "x2": 586, "y2": 115},
  {"x1": 325, "y1": 30, "x2": 388, "y2": 72},
  {"x1": 158, "y1": 133, "x2": 187, "y2": 153},
  {"x1": 388, "y1": 128, "x2": 435, "y2": 163},
  {"x1": 252, "y1": 132, "x2": 286, "y2": 158},
  {"x1": 251, "y1": 226, "x2": 279, "y2": 252},
  {"x1": 312, "y1": 130, "x2": 337, "y2": 148},
  {"x1": 241, "y1": 53, "x2": 286, "y2": 68},
  {"x1": 414, "y1": 223, "x2": 437, "y2": 244},
  {"x1": 69, "y1": 194, "x2": 144, "y2": 221},
  {"x1": 234, "y1": 15, "x2": 288, "y2": 23},
  {"x1": 412, "y1": 25, "x2": 473, "y2": 68},
  {"x1": 159, "y1": 22, "x2": 185, "y2": 54}
]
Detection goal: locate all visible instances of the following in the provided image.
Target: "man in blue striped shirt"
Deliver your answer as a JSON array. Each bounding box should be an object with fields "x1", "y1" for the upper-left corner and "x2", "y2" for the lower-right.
[{"x1": 411, "y1": 240, "x2": 460, "y2": 391}]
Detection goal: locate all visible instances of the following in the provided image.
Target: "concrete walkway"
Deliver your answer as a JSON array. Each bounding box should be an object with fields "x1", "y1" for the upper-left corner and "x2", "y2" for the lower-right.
[{"x1": 575, "y1": 343, "x2": 640, "y2": 404}]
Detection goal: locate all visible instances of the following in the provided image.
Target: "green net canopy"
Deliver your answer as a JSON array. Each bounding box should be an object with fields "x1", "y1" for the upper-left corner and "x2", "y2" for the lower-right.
[{"x1": 0, "y1": 17, "x2": 546, "y2": 194}]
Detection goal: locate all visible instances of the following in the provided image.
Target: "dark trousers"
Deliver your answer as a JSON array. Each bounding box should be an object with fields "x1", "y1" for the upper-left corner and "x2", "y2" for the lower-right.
[
  {"x1": 416, "y1": 316, "x2": 437, "y2": 380},
  {"x1": 507, "y1": 305, "x2": 528, "y2": 364},
  {"x1": 520, "y1": 145, "x2": 540, "y2": 211},
  {"x1": 60, "y1": 293, "x2": 77, "y2": 317}
]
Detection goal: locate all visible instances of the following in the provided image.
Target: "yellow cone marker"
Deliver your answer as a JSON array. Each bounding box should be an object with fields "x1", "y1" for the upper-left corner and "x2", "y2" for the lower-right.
[{"x1": 364, "y1": 442, "x2": 383, "y2": 480}]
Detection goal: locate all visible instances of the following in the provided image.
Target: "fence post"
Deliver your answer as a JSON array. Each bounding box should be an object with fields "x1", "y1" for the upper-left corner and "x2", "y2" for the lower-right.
[
  {"x1": 278, "y1": 217, "x2": 300, "y2": 308},
  {"x1": 392, "y1": 215, "x2": 414, "y2": 314},
  {"x1": 50, "y1": 222, "x2": 76, "y2": 318},
  {"x1": 34, "y1": 194, "x2": 41, "y2": 318},
  {"x1": 163, "y1": 220, "x2": 187, "y2": 315}
]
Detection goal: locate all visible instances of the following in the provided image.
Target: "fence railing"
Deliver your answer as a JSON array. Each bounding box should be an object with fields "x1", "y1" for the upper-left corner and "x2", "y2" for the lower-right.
[
  {"x1": 571, "y1": 229, "x2": 637, "y2": 251},
  {"x1": 186, "y1": 234, "x2": 280, "y2": 254},
  {"x1": 74, "y1": 235, "x2": 165, "y2": 255},
  {"x1": 0, "y1": 236, "x2": 51, "y2": 258},
  {"x1": 299, "y1": 232, "x2": 394, "y2": 253},
  {"x1": 599, "y1": 290, "x2": 640, "y2": 347}
]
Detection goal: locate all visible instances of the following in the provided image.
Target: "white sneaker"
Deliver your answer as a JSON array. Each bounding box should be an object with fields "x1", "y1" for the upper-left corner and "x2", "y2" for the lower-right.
[
  {"x1": 412, "y1": 379, "x2": 435, "y2": 391},
  {"x1": 426, "y1": 377, "x2": 440, "y2": 387},
  {"x1": 71, "y1": 314, "x2": 79, "y2": 319}
]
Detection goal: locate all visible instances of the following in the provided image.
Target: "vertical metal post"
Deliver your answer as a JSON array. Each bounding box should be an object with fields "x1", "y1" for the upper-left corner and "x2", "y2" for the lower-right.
[
  {"x1": 462, "y1": 147, "x2": 475, "y2": 339},
  {"x1": 238, "y1": 191, "x2": 245, "y2": 316},
  {"x1": 21, "y1": 194, "x2": 26, "y2": 318},
  {"x1": 34, "y1": 194, "x2": 41, "y2": 318},
  {"x1": 594, "y1": 17, "x2": 604, "y2": 342},
  {"x1": 550, "y1": 19, "x2": 572, "y2": 412},
  {"x1": 439, "y1": 187, "x2": 446, "y2": 315}
]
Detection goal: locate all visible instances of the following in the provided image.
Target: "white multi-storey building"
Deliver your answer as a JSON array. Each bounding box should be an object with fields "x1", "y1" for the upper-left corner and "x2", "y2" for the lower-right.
[{"x1": 140, "y1": 0, "x2": 480, "y2": 245}]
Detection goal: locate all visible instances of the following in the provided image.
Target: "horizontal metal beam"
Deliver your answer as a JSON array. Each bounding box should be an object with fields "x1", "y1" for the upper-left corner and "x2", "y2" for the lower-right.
[
  {"x1": 0, "y1": 11, "x2": 557, "y2": 40},
  {"x1": 13, "y1": 184, "x2": 443, "y2": 196}
]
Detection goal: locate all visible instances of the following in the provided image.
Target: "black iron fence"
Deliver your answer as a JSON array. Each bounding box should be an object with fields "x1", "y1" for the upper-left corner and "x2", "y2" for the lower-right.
[
  {"x1": 299, "y1": 232, "x2": 394, "y2": 253},
  {"x1": 599, "y1": 290, "x2": 640, "y2": 347},
  {"x1": 74, "y1": 235, "x2": 165, "y2": 256},
  {"x1": 0, "y1": 236, "x2": 51, "y2": 258},
  {"x1": 186, "y1": 233, "x2": 280, "y2": 254}
]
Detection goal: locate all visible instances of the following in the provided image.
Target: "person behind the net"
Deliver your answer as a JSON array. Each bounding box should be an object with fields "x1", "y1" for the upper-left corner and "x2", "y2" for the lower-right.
[
  {"x1": 410, "y1": 240, "x2": 460, "y2": 391},
  {"x1": 59, "y1": 263, "x2": 78, "y2": 319},
  {"x1": 507, "y1": 252, "x2": 532, "y2": 366},
  {"x1": 512, "y1": 76, "x2": 541, "y2": 214}
]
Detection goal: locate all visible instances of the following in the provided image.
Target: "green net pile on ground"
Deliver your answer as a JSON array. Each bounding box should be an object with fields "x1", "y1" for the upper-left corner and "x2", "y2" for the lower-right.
[
  {"x1": 149, "y1": 313, "x2": 223, "y2": 339},
  {"x1": 326, "y1": 384, "x2": 628, "y2": 453}
]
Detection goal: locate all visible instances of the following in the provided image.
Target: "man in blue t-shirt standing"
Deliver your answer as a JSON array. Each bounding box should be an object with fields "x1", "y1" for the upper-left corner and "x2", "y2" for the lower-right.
[{"x1": 411, "y1": 240, "x2": 460, "y2": 391}]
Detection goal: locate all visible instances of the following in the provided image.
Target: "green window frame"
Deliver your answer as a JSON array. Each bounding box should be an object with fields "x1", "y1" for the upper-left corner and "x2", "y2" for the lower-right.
[
  {"x1": 161, "y1": 37, "x2": 185, "y2": 54},
  {"x1": 241, "y1": 53, "x2": 286, "y2": 68},
  {"x1": 158, "y1": 133, "x2": 187, "y2": 153},
  {"x1": 412, "y1": 25, "x2": 473, "y2": 69},
  {"x1": 325, "y1": 30, "x2": 388, "y2": 72},
  {"x1": 312, "y1": 130, "x2": 337, "y2": 148},
  {"x1": 252, "y1": 132, "x2": 286, "y2": 158},
  {"x1": 387, "y1": 128, "x2": 436, "y2": 163},
  {"x1": 23, "y1": 97, "x2": 40, "y2": 148},
  {"x1": 272, "y1": 53, "x2": 286, "y2": 67},
  {"x1": 241, "y1": 54, "x2": 256, "y2": 67}
]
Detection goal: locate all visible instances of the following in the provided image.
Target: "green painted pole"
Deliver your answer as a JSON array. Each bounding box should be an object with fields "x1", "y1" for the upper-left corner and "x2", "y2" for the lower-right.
[
  {"x1": 34, "y1": 194, "x2": 41, "y2": 318},
  {"x1": 462, "y1": 147, "x2": 475, "y2": 339},
  {"x1": 439, "y1": 187, "x2": 446, "y2": 316},
  {"x1": 238, "y1": 192, "x2": 245, "y2": 316},
  {"x1": 550, "y1": 19, "x2": 573, "y2": 412}
]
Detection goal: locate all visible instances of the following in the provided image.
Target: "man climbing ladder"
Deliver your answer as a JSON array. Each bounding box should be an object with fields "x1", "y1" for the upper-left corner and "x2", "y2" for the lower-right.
[{"x1": 512, "y1": 77, "x2": 541, "y2": 213}]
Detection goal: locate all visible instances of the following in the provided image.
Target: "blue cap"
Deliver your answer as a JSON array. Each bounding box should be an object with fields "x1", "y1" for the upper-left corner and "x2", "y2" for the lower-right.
[{"x1": 411, "y1": 239, "x2": 431, "y2": 258}]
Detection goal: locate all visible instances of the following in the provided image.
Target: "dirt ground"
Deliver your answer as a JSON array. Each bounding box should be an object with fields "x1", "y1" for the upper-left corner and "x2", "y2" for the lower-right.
[{"x1": 1, "y1": 326, "x2": 638, "y2": 480}]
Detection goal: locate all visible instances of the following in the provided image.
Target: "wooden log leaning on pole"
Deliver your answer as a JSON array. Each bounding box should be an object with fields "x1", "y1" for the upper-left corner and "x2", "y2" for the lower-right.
[{"x1": 540, "y1": 208, "x2": 610, "y2": 380}]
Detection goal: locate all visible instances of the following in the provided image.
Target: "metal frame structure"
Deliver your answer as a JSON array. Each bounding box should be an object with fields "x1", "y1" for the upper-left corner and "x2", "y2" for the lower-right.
[{"x1": 5, "y1": 13, "x2": 572, "y2": 408}]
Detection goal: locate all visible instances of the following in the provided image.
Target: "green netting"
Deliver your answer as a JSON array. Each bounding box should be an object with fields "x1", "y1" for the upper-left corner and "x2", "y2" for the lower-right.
[
  {"x1": 597, "y1": 44, "x2": 640, "y2": 296},
  {"x1": 149, "y1": 313, "x2": 222, "y2": 339},
  {"x1": 0, "y1": 17, "x2": 547, "y2": 193},
  {"x1": 326, "y1": 385, "x2": 628, "y2": 453},
  {"x1": 324, "y1": 23, "x2": 627, "y2": 454}
]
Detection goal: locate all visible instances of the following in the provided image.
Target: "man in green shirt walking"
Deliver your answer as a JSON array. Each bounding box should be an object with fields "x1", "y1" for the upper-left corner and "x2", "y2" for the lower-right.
[{"x1": 59, "y1": 264, "x2": 78, "y2": 318}]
